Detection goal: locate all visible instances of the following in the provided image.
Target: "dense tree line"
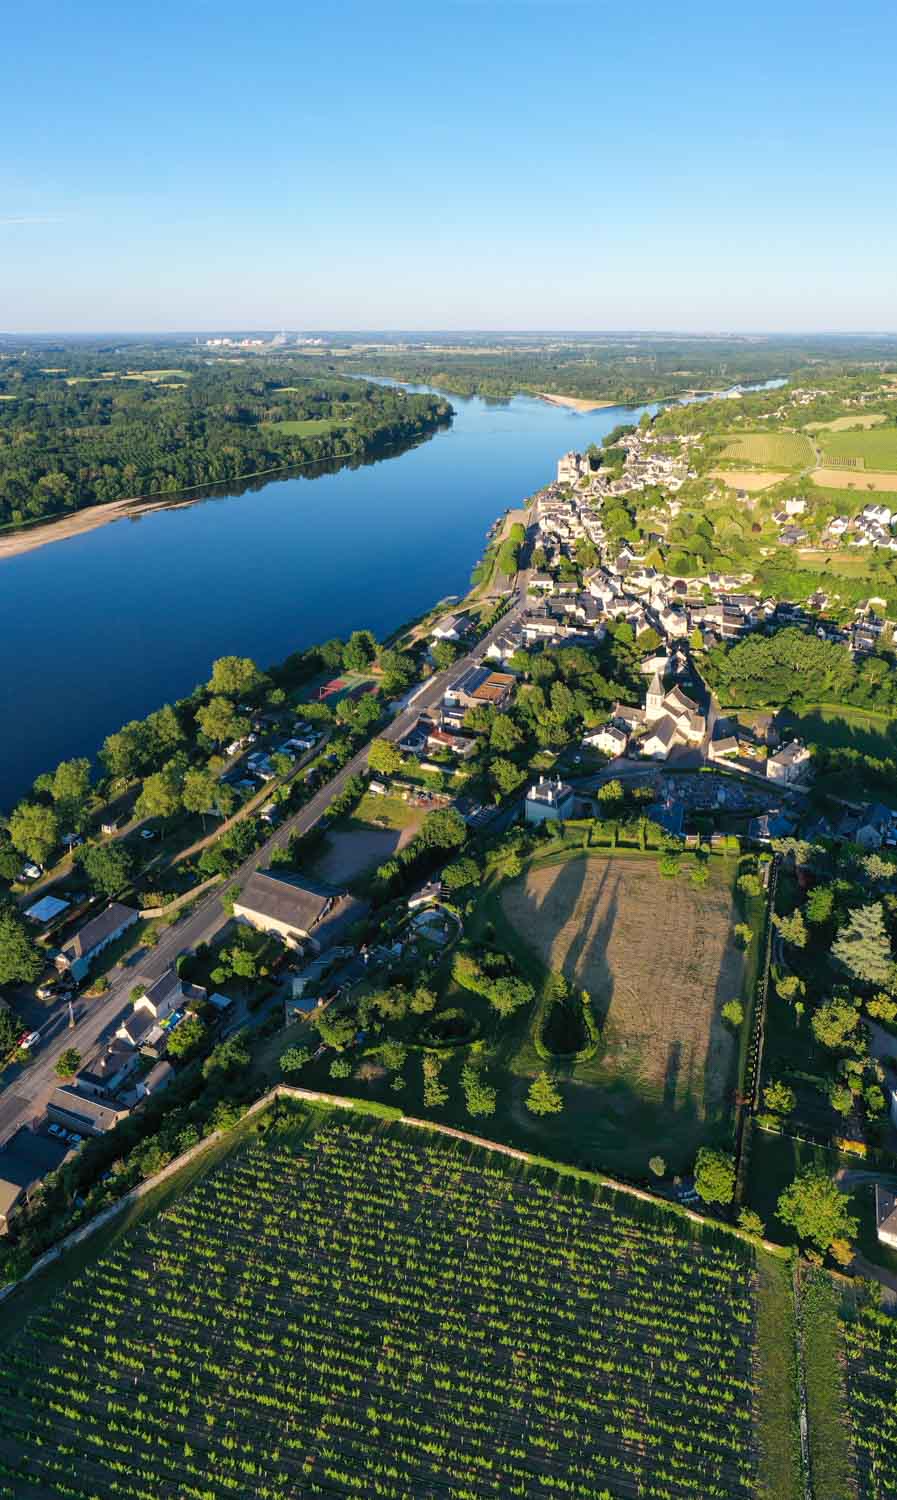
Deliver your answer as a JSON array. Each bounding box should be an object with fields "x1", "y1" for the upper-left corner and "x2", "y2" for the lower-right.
[
  {"x1": 0, "y1": 356, "x2": 450, "y2": 527},
  {"x1": 705, "y1": 626, "x2": 897, "y2": 713}
]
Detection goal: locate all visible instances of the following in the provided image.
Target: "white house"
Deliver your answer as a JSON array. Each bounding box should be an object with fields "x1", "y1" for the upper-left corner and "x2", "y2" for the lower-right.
[
  {"x1": 767, "y1": 740, "x2": 812, "y2": 785},
  {"x1": 584, "y1": 724, "x2": 629, "y2": 757},
  {"x1": 525, "y1": 776, "x2": 575, "y2": 824},
  {"x1": 55, "y1": 903, "x2": 139, "y2": 982},
  {"x1": 875, "y1": 1183, "x2": 897, "y2": 1250},
  {"x1": 641, "y1": 719, "x2": 679, "y2": 760}
]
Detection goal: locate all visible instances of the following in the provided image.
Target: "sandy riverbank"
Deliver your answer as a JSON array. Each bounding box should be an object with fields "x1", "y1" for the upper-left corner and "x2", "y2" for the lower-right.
[
  {"x1": 0, "y1": 494, "x2": 191, "y2": 561},
  {"x1": 538, "y1": 392, "x2": 616, "y2": 413}
]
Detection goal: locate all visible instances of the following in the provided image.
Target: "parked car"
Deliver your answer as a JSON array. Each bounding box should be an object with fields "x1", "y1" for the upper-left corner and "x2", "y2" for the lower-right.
[
  {"x1": 18, "y1": 1031, "x2": 41, "y2": 1051},
  {"x1": 19, "y1": 862, "x2": 43, "y2": 881},
  {"x1": 140, "y1": 828, "x2": 157, "y2": 841},
  {"x1": 48, "y1": 1123, "x2": 67, "y2": 1139}
]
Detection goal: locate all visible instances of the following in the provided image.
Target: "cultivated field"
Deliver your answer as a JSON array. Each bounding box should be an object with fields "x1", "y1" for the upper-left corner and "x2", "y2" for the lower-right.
[
  {"x1": 807, "y1": 413, "x2": 887, "y2": 432},
  {"x1": 819, "y1": 426, "x2": 897, "y2": 471},
  {"x1": 710, "y1": 467, "x2": 789, "y2": 491},
  {"x1": 810, "y1": 467, "x2": 897, "y2": 493},
  {"x1": 719, "y1": 431, "x2": 815, "y2": 468},
  {"x1": 842, "y1": 1302, "x2": 897, "y2": 1498},
  {"x1": 0, "y1": 1115, "x2": 769, "y2": 1499},
  {"x1": 501, "y1": 855, "x2": 744, "y2": 1125}
]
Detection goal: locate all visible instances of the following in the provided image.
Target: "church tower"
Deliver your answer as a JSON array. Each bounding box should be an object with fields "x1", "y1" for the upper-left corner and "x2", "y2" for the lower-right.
[{"x1": 645, "y1": 671, "x2": 665, "y2": 722}]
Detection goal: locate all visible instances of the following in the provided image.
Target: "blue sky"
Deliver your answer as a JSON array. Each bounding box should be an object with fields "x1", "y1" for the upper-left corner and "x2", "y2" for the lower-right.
[{"x1": 3, "y1": 0, "x2": 896, "y2": 332}]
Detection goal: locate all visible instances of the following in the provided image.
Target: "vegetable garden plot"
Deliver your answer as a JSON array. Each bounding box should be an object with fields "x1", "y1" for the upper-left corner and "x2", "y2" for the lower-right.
[
  {"x1": 0, "y1": 1118, "x2": 761, "y2": 1500},
  {"x1": 841, "y1": 1303, "x2": 897, "y2": 1499}
]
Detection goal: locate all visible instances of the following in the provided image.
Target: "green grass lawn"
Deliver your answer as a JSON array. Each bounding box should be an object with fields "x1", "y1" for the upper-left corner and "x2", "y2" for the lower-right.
[
  {"x1": 350, "y1": 791, "x2": 420, "y2": 831},
  {"x1": 819, "y1": 425, "x2": 897, "y2": 471},
  {"x1": 261, "y1": 417, "x2": 341, "y2": 437}
]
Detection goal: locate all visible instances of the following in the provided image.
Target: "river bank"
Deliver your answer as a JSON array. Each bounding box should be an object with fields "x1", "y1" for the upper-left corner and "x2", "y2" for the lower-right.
[{"x1": 538, "y1": 392, "x2": 616, "y2": 413}]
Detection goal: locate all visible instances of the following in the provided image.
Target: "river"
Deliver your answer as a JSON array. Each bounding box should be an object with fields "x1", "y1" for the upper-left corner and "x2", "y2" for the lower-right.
[{"x1": 0, "y1": 379, "x2": 783, "y2": 805}]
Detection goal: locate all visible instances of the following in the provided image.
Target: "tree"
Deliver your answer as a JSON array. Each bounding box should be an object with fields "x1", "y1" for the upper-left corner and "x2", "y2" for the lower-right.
[
  {"x1": 490, "y1": 757, "x2": 526, "y2": 799},
  {"x1": 136, "y1": 766, "x2": 182, "y2": 822},
  {"x1": 648, "y1": 1155, "x2": 666, "y2": 1178},
  {"x1": 738, "y1": 873, "x2": 763, "y2": 899},
  {"x1": 418, "y1": 807, "x2": 467, "y2": 850},
  {"x1": 442, "y1": 857, "x2": 480, "y2": 892},
  {"x1": 316, "y1": 1012, "x2": 356, "y2": 1050},
  {"x1": 763, "y1": 1080, "x2": 797, "y2": 1115},
  {"x1": 431, "y1": 640, "x2": 458, "y2": 672},
  {"x1": 776, "y1": 1167, "x2": 859, "y2": 1254},
  {"x1": 0, "y1": 908, "x2": 43, "y2": 984},
  {"x1": 280, "y1": 1046, "x2": 311, "y2": 1074},
  {"x1": 408, "y1": 984, "x2": 437, "y2": 1015},
  {"x1": 774, "y1": 910, "x2": 807, "y2": 949},
  {"x1": 378, "y1": 1039, "x2": 408, "y2": 1071},
  {"x1": 330, "y1": 1057, "x2": 352, "y2": 1078},
  {"x1": 806, "y1": 886, "x2": 835, "y2": 924},
  {"x1": 46, "y1": 757, "x2": 92, "y2": 829},
  {"x1": 460, "y1": 1062, "x2": 497, "y2": 1118},
  {"x1": 54, "y1": 1047, "x2": 81, "y2": 1078},
  {"x1": 734, "y1": 923, "x2": 753, "y2": 947},
  {"x1": 489, "y1": 976, "x2": 534, "y2": 1017},
  {"x1": 598, "y1": 779, "x2": 624, "y2": 806},
  {"x1": 9, "y1": 801, "x2": 59, "y2": 865},
  {"x1": 343, "y1": 630, "x2": 377, "y2": 672},
  {"x1": 182, "y1": 767, "x2": 224, "y2": 825},
  {"x1": 832, "y1": 902, "x2": 894, "y2": 988},
  {"x1": 490, "y1": 715, "x2": 524, "y2": 752},
  {"x1": 209, "y1": 655, "x2": 262, "y2": 697},
  {"x1": 722, "y1": 999, "x2": 744, "y2": 1027},
  {"x1": 197, "y1": 697, "x2": 246, "y2": 747},
  {"x1": 368, "y1": 738, "x2": 404, "y2": 776},
  {"x1": 100, "y1": 721, "x2": 147, "y2": 781},
  {"x1": 738, "y1": 1208, "x2": 765, "y2": 1237},
  {"x1": 77, "y1": 840, "x2": 133, "y2": 898},
  {"x1": 166, "y1": 1015, "x2": 206, "y2": 1060},
  {"x1": 694, "y1": 1147, "x2": 735, "y2": 1205},
  {"x1": 811, "y1": 998, "x2": 860, "y2": 1051},
  {"x1": 526, "y1": 1072, "x2": 563, "y2": 1116}
]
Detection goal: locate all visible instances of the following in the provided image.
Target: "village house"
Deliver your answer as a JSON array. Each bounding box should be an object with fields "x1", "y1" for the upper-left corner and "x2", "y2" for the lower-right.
[
  {"x1": 76, "y1": 1039, "x2": 142, "y2": 1099},
  {"x1": 524, "y1": 776, "x2": 576, "y2": 824},
  {"x1": 584, "y1": 723, "x2": 629, "y2": 757},
  {"x1": 0, "y1": 1129, "x2": 68, "y2": 1234},
  {"x1": 233, "y1": 870, "x2": 356, "y2": 953},
  {"x1": 55, "y1": 902, "x2": 139, "y2": 982},
  {"x1": 430, "y1": 612, "x2": 470, "y2": 643},
  {"x1": 443, "y1": 666, "x2": 515, "y2": 714},
  {"x1": 875, "y1": 1184, "x2": 897, "y2": 1250},
  {"x1": 766, "y1": 740, "x2": 812, "y2": 785},
  {"x1": 47, "y1": 1085, "x2": 131, "y2": 1138}
]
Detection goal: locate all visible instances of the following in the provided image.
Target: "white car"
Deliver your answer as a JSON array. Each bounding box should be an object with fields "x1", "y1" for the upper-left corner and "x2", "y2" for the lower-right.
[
  {"x1": 19, "y1": 1031, "x2": 41, "y2": 1050},
  {"x1": 20, "y1": 863, "x2": 43, "y2": 881}
]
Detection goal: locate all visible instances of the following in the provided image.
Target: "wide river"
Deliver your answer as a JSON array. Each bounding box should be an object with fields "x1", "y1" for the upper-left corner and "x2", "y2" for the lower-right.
[{"x1": 0, "y1": 379, "x2": 780, "y2": 805}]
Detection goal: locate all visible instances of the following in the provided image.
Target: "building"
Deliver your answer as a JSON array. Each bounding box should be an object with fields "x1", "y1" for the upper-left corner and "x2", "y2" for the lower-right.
[
  {"x1": 141, "y1": 1061, "x2": 175, "y2": 1099},
  {"x1": 24, "y1": 894, "x2": 70, "y2": 924},
  {"x1": 47, "y1": 1086, "x2": 131, "y2": 1137},
  {"x1": 584, "y1": 724, "x2": 629, "y2": 757},
  {"x1": 642, "y1": 718, "x2": 679, "y2": 760},
  {"x1": 443, "y1": 666, "x2": 515, "y2": 713},
  {"x1": 233, "y1": 870, "x2": 355, "y2": 952},
  {"x1": 525, "y1": 776, "x2": 575, "y2": 824},
  {"x1": 76, "y1": 1040, "x2": 142, "y2": 1099},
  {"x1": 766, "y1": 740, "x2": 812, "y2": 785},
  {"x1": 431, "y1": 612, "x2": 470, "y2": 642},
  {"x1": 0, "y1": 1129, "x2": 68, "y2": 1234},
  {"x1": 55, "y1": 902, "x2": 139, "y2": 981},
  {"x1": 557, "y1": 451, "x2": 590, "y2": 485},
  {"x1": 875, "y1": 1184, "x2": 897, "y2": 1250}
]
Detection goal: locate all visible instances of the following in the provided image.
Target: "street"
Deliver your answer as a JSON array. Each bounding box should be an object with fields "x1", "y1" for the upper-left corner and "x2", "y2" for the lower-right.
[{"x1": 0, "y1": 587, "x2": 526, "y2": 1144}]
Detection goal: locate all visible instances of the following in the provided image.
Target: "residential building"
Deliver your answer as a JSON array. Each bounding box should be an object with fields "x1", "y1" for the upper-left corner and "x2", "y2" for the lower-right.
[
  {"x1": 55, "y1": 902, "x2": 139, "y2": 981},
  {"x1": 584, "y1": 724, "x2": 629, "y2": 757},
  {"x1": 233, "y1": 870, "x2": 355, "y2": 952},
  {"x1": 0, "y1": 1130, "x2": 68, "y2": 1233},
  {"x1": 875, "y1": 1184, "x2": 897, "y2": 1250},
  {"x1": 76, "y1": 1040, "x2": 142, "y2": 1099},
  {"x1": 443, "y1": 666, "x2": 514, "y2": 712},
  {"x1": 525, "y1": 776, "x2": 575, "y2": 824},
  {"x1": 47, "y1": 1086, "x2": 131, "y2": 1137},
  {"x1": 766, "y1": 740, "x2": 812, "y2": 785}
]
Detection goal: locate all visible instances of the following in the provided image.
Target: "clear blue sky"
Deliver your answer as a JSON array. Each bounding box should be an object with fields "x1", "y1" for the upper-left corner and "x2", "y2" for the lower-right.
[{"x1": 3, "y1": 0, "x2": 896, "y2": 332}]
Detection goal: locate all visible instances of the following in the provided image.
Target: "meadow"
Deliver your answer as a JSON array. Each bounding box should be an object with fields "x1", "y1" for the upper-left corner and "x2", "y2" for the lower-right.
[
  {"x1": 261, "y1": 417, "x2": 341, "y2": 437},
  {"x1": 0, "y1": 1111, "x2": 793, "y2": 1500},
  {"x1": 718, "y1": 432, "x2": 815, "y2": 469},
  {"x1": 819, "y1": 425, "x2": 897, "y2": 471}
]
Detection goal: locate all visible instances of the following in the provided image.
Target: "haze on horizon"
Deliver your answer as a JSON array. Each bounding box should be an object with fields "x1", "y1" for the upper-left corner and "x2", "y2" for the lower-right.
[{"x1": 3, "y1": 0, "x2": 896, "y2": 334}]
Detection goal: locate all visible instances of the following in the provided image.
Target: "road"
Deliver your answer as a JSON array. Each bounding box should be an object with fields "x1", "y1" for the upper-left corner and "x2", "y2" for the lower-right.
[{"x1": 0, "y1": 588, "x2": 526, "y2": 1145}]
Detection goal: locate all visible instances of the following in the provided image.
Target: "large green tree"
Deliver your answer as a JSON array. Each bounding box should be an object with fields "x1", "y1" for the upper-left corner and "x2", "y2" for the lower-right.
[
  {"x1": 832, "y1": 902, "x2": 894, "y2": 988},
  {"x1": 77, "y1": 841, "x2": 133, "y2": 898},
  {"x1": 8, "y1": 802, "x2": 59, "y2": 866},
  {"x1": 0, "y1": 908, "x2": 43, "y2": 984},
  {"x1": 776, "y1": 1167, "x2": 859, "y2": 1254},
  {"x1": 694, "y1": 1147, "x2": 736, "y2": 1205},
  {"x1": 209, "y1": 656, "x2": 262, "y2": 697}
]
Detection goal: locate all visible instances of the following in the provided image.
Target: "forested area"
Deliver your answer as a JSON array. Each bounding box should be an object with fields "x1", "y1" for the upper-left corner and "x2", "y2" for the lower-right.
[
  {"x1": 705, "y1": 626, "x2": 897, "y2": 713},
  {"x1": 0, "y1": 355, "x2": 450, "y2": 527},
  {"x1": 345, "y1": 335, "x2": 897, "y2": 406}
]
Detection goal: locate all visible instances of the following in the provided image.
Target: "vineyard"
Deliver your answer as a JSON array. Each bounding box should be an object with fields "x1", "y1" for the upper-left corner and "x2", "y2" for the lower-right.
[
  {"x1": 718, "y1": 432, "x2": 815, "y2": 469},
  {"x1": 842, "y1": 1300, "x2": 897, "y2": 1499},
  {"x1": 0, "y1": 1112, "x2": 768, "y2": 1500},
  {"x1": 819, "y1": 425, "x2": 897, "y2": 471}
]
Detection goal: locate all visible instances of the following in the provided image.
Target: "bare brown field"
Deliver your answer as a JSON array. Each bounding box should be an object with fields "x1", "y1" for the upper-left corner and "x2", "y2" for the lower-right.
[
  {"x1": 811, "y1": 467, "x2": 897, "y2": 493},
  {"x1": 711, "y1": 468, "x2": 789, "y2": 491},
  {"x1": 501, "y1": 855, "x2": 742, "y2": 1117}
]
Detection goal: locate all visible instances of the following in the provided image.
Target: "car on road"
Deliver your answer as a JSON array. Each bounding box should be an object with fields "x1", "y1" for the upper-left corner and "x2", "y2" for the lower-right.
[
  {"x1": 18, "y1": 1031, "x2": 41, "y2": 1050},
  {"x1": 140, "y1": 828, "x2": 157, "y2": 840},
  {"x1": 19, "y1": 862, "x2": 43, "y2": 881}
]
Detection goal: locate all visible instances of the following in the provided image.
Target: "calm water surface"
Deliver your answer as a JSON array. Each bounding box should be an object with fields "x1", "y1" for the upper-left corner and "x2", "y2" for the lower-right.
[{"x1": 3, "y1": 381, "x2": 781, "y2": 803}]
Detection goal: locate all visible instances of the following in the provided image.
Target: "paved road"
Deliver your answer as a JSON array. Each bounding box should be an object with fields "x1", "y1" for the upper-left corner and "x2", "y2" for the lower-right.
[{"x1": 0, "y1": 591, "x2": 525, "y2": 1145}]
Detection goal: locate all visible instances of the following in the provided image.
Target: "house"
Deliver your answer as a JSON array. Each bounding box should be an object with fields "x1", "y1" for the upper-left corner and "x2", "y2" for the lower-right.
[
  {"x1": 426, "y1": 728, "x2": 477, "y2": 759},
  {"x1": 116, "y1": 1009, "x2": 166, "y2": 1052},
  {"x1": 233, "y1": 870, "x2": 355, "y2": 952},
  {"x1": 398, "y1": 716, "x2": 431, "y2": 756},
  {"x1": 431, "y1": 612, "x2": 470, "y2": 642},
  {"x1": 708, "y1": 735, "x2": 742, "y2": 763},
  {"x1": 55, "y1": 902, "x2": 139, "y2": 981},
  {"x1": 408, "y1": 880, "x2": 444, "y2": 910},
  {"x1": 0, "y1": 1130, "x2": 68, "y2": 1233},
  {"x1": 76, "y1": 1039, "x2": 142, "y2": 1099},
  {"x1": 443, "y1": 667, "x2": 514, "y2": 712},
  {"x1": 134, "y1": 969, "x2": 205, "y2": 1021},
  {"x1": 525, "y1": 776, "x2": 575, "y2": 824},
  {"x1": 47, "y1": 1085, "x2": 131, "y2": 1137},
  {"x1": 875, "y1": 1184, "x2": 897, "y2": 1250},
  {"x1": 855, "y1": 803, "x2": 894, "y2": 851},
  {"x1": 557, "y1": 451, "x2": 590, "y2": 485},
  {"x1": 584, "y1": 724, "x2": 629, "y2": 757},
  {"x1": 141, "y1": 1060, "x2": 175, "y2": 1099},
  {"x1": 485, "y1": 625, "x2": 524, "y2": 667},
  {"x1": 767, "y1": 740, "x2": 812, "y2": 785},
  {"x1": 749, "y1": 811, "x2": 797, "y2": 843},
  {"x1": 641, "y1": 718, "x2": 679, "y2": 760}
]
